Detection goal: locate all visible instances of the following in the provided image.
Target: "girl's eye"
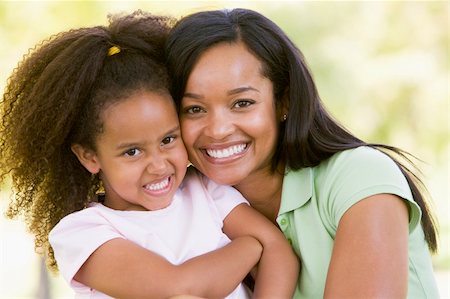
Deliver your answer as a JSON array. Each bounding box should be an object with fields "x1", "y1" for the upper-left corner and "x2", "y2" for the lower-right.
[
  {"x1": 161, "y1": 136, "x2": 175, "y2": 145},
  {"x1": 124, "y1": 148, "x2": 141, "y2": 157},
  {"x1": 233, "y1": 99, "x2": 254, "y2": 108},
  {"x1": 184, "y1": 106, "x2": 204, "y2": 114}
]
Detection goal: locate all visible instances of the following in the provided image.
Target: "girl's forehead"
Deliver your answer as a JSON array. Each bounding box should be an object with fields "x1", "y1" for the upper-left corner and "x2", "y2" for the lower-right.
[{"x1": 98, "y1": 91, "x2": 179, "y2": 141}]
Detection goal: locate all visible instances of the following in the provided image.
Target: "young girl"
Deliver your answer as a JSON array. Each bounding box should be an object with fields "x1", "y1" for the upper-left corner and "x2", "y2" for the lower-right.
[{"x1": 0, "y1": 11, "x2": 298, "y2": 299}]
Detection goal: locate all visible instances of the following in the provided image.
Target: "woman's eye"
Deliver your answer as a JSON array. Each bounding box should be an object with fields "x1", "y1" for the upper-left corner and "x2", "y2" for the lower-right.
[
  {"x1": 234, "y1": 100, "x2": 254, "y2": 108},
  {"x1": 184, "y1": 106, "x2": 204, "y2": 114},
  {"x1": 161, "y1": 136, "x2": 175, "y2": 145},
  {"x1": 124, "y1": 148, "x2": 141, "y2": 157}
]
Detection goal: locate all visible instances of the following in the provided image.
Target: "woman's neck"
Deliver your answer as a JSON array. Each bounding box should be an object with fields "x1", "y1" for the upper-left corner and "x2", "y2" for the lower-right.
[{"x1": 234, "y1": 167, "x2": 284, "y2": 224}]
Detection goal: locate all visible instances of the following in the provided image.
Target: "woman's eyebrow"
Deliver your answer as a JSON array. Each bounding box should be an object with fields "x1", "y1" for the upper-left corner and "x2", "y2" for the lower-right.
[
  {"x1": 183, "y1": 92, "x2": 203, "y2": 99},
  {"x1": 184, "y1": 86, "x2": 259, "y2": 99},
  {"x1": 227, "y1": 86, "x2": 259, "y2": 96}
]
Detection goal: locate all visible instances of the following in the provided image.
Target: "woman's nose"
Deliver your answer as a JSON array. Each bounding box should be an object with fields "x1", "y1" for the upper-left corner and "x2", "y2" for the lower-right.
[{"x1": 203, "y1": 111, "x2": 234, "y2": 140}]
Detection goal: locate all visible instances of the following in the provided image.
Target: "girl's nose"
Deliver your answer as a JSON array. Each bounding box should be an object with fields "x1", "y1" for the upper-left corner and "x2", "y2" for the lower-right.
[{"x1": 146, "y1": 153, "x2": 167, "y2": 174}]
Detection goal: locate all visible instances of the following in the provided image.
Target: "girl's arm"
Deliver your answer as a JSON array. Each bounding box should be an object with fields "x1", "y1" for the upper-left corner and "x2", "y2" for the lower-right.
[
  {"x1": 223, "y1": 203, "x2": 300, "y2": 298},
  {"x1": 324, "y1": 194, "x2": 409, "y2": 298},
  {"x1": 74, "y1": 235, "x2": 262, "y2": 299}
]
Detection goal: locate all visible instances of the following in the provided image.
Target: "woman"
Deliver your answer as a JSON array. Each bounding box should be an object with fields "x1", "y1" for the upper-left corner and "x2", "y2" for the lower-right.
[{"x1": 165, "y1": 8, "x2": 439, "y2": 298}]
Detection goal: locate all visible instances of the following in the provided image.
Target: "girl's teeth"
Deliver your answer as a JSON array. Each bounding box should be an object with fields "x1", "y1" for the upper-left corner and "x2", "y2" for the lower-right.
[
  {"x1": 146, "y1": 177, "x2": 169, "y2": 191},
  {"x1": 206, "y1": 144, "x2": 246, "y2": 158}
]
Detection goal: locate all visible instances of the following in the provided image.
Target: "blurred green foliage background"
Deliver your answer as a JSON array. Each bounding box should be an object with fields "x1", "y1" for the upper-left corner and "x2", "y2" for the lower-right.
[{"x1": 0, "y1": 1, "x2": 448, "y2": 298}]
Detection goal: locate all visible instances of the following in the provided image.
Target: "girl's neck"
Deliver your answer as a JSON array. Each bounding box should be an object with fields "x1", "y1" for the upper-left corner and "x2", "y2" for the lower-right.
[{"x1": 234, "y1": 166, "x2": 284, "y2": 224}]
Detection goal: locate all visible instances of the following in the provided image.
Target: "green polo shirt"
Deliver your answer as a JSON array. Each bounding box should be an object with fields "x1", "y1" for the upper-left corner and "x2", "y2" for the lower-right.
[{"x1": 277, "y1": 146, "x2": 438, "y2": 298}]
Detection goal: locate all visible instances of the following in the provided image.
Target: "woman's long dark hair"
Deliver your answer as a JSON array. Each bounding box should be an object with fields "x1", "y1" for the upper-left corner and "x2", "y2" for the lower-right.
[{"x1": 166, "y1": 8, "x2": 438, "y2": 252}]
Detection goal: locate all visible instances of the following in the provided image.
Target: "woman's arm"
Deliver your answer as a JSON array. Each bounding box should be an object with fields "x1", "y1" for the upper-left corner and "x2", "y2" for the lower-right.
[
  {"x1": 74, "y1": 235, "x2": 262, "y2": 299},
  {"x1": 324, "y1": 193, "x2": 409, "y2": 298},
  {"x1": 223, "y1": 203, "x2": 300, "y2": 299}
]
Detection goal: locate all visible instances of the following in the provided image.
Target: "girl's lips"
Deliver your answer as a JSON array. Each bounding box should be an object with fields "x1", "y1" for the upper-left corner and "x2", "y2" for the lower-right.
[
  {"x1": 201, "y1": 143, "x2": 248, "y2": 163},
  {"x1": 143, "y1": 176, "x2": 172, "y2": 195}
]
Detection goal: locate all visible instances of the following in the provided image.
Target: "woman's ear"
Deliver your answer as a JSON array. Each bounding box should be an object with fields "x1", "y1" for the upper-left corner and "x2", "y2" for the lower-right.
[
  {"x1": 277, "y1": 88, "x2": 290, "y2": 122},
  {"x1": 71, "y1": 144, "x2": 101, "y2": 174}
]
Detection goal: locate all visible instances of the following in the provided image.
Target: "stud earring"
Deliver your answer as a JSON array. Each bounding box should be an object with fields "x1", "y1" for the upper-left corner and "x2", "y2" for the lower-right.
[{"x1": 282, "y1": 114, "x2": 287, "y2": 121}]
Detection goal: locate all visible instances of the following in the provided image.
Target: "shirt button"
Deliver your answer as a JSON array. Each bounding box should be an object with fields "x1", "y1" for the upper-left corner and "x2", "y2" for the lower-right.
[{"x1": 280, "y1": 218, "x2": 287, "y2": 225}]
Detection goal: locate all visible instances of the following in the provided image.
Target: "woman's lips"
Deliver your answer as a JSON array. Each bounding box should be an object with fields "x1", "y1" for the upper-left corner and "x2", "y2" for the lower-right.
[{"x1": 205, "y1": 143, "x2": 247, "y2": 159}]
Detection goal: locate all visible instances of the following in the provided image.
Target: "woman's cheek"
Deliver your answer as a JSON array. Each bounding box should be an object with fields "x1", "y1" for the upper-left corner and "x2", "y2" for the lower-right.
[{"x1": 180, "y1": 121, "x2": 198, "y2": 152}]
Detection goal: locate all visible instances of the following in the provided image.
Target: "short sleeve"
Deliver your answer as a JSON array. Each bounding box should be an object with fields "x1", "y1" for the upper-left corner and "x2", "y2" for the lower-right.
[
  {"x1": 318, "y1": 147, "x2": 421, "y2": 233},
  {"x1": 187, "y1": 168, "x2": 249, "y2": 220},
  {"x1": 48, "y1": 208, "x2": 125, "y2": 287}
]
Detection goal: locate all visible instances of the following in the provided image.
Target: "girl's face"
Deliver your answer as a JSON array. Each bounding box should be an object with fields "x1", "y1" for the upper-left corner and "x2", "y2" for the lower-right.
[
  {"x1": 74, "y1": 91, "x2": 188, "y2": 211},
  {"x1": 180, "y1": 42, "x2": 280, "y2": 186}
]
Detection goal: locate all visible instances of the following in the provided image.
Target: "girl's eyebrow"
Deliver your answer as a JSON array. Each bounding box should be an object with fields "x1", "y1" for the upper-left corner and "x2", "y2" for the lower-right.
[
  {"x1": 163, "y1": 126, "x2": 181, "y2": 137},
  {"x1": 115, "y1": 126, "x2": 180, "y2": 150},
  {"x1": 116, "y1": 141, "x2": 142, "y2": 151},
  {"x1": 184, "y1": 86, "x2": 259, "y2": 99}
]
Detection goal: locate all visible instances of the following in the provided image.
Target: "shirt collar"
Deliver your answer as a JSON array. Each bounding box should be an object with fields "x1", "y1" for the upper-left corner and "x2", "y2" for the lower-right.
[{"x1": 279, "y1": 167, "x2": 313, "y2": 214}]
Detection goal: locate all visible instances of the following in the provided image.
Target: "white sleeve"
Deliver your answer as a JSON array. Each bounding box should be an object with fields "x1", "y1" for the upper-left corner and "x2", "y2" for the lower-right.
[{"x1": 48, "y1": 207, "x2": 125, "y2": 287}]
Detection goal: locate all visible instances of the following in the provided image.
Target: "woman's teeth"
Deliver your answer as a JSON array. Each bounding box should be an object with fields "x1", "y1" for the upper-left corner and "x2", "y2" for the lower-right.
[{"x1": 206, "y1": 144, "x2": 246, "y2": 158}]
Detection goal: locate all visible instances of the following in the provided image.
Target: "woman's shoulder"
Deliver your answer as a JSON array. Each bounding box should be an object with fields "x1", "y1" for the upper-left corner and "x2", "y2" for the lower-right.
[
  {"x1": 285, "y1": 146, "x2": 407, "y2": 188},
  {"x1": 284, "y1": 147, "x2": 392, "y2": 184},
  {"x1": 315, "y1": 146, "x2": 401, "y2": 178},
  {"x1": 314, "y1": 146, "x2": 413, "y2": 192},
  {"x1": 319, "y1": 146, "x2": 418, "y2": 222},
  {"x1": 329, "y1": 145, "x2": 393, "y2": 166}
]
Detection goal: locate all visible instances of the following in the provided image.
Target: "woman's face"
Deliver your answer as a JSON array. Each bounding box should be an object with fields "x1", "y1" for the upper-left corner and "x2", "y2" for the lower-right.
[{"x1": 180, "y1": 42, "x2": 280, "y2": 186}]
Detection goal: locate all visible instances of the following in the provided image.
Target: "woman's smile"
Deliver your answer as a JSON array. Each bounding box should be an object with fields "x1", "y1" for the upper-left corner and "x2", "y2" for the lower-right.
[{"x1": 204, "y1": 143, "x2": 248, "y2": 159}]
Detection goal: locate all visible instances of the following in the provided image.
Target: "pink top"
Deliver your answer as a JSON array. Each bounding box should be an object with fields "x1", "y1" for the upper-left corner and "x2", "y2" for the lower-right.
[{"x1": 49, "y1": 168, "x2": 250, "y2": 299}]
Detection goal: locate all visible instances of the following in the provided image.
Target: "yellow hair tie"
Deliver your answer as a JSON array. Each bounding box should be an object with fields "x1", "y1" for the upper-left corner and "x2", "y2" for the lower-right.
[{"x1": 107, "y1": 45, "x2": 121, "y2": 56}]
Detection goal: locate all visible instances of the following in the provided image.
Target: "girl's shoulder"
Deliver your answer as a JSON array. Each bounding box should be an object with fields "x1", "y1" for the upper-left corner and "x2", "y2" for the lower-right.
[
  {"x1": 50, "y1": 203, "x2": 112, "y2": 233},
  {"x1": 181, "y1": 166, "x2": 249, "y2": 220},
  {"x1": 183, "y1": 166, "x2": 238, "y2": 195}
]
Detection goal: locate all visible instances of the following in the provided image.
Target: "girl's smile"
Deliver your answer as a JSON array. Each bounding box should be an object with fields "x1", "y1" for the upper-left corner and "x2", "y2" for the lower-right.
[{"x1": 143, "y1": 175, "x2": 172, "y2": 194}]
